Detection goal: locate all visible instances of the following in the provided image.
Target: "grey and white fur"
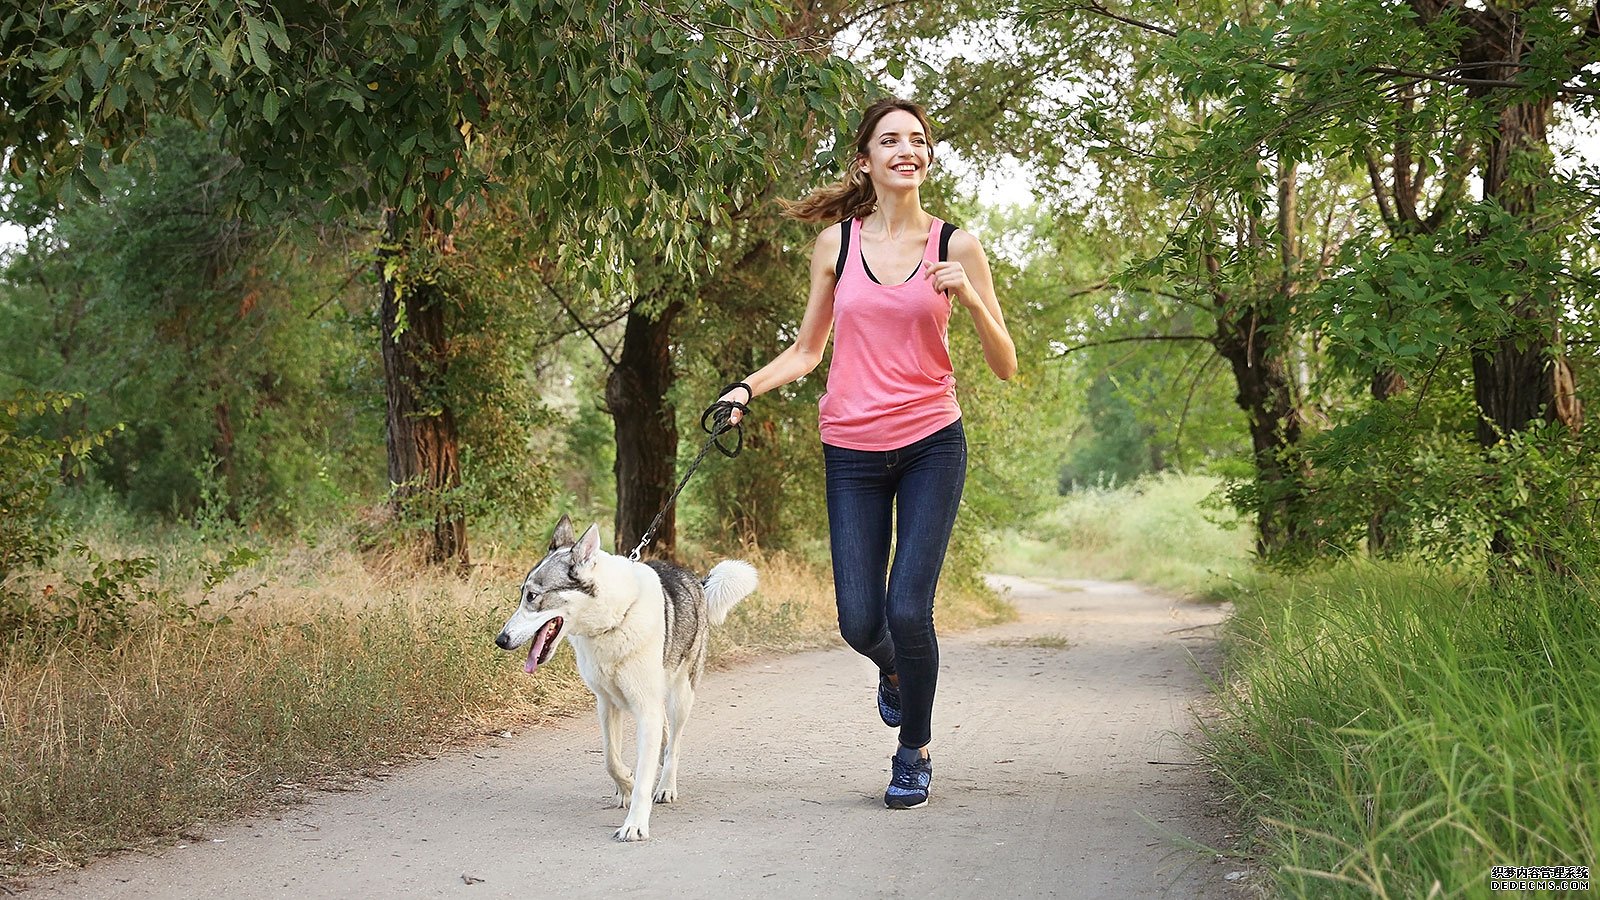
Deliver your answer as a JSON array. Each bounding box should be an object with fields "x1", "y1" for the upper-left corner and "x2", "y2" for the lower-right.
[{"x1": 494, "y1": 515, "x2": 758, "y2": 841}]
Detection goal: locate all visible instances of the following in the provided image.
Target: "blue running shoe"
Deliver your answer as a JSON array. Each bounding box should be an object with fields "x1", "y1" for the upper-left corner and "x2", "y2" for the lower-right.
[
  {"x1": 877, "y1": 672, "x2": 902, "y2": 728},
  {"x1": 884, "y1": 746, "x2": 931, "y2": 809}
]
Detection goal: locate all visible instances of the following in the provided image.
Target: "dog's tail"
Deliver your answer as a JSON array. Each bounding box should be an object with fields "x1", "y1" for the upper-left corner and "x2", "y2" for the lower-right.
[{"x1": 703, "y1": 560, "x2": 758, "y2": 626}]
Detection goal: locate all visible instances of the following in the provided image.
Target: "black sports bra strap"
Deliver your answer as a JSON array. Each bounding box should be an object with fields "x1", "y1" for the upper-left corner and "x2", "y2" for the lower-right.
[
  {"x1": 836, "y1": 219, "x2": 852, "y2": 277},
  {"x1": 939, "y1": 221, "x2": 957, "y2": 263}
]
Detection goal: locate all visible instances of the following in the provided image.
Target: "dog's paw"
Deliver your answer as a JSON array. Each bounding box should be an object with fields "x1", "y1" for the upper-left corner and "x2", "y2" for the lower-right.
[
  {"x1": 609, "y1": 788, "x2": 632, "y2": 809},
  {"x1": 653, "y1": 786, "x2": 678, "y2": 804},
  {"x1": 613, "y1": 823, "x2": 649, "y2": 842}
]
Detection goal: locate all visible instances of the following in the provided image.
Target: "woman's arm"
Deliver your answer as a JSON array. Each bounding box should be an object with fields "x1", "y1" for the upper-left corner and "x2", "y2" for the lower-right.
[
  {"x1": 717, "y1": 223, "x2": 842, "y2": 423},
  {"x1": 925, "y1": 230, "x2": 1018, "y2": 381}
]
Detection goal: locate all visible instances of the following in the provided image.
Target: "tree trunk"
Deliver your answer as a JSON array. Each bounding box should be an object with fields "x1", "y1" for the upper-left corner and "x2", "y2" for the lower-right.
[
  {"x1": 1472, "y1": 95, "x2": 1579, "y2": 446},
  {"x1": 1467, "y1": 29, "x2": 1582, "y2": 558},
  {"x1": 378, "y1": 210, "x2": 468, "y2": 567},
  {"x1": 606, "y1": 298, "x2": 684, "y2": 560},
  {"x1": 1216, "y1": 314, "x2": 1305, "y2": 557},
  {"x1": 52, "y1": 285, "x2": 90, "y2": 487}
]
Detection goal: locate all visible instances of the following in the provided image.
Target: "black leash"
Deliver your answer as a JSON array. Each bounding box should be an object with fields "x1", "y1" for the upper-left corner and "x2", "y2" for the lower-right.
[{"x1": 627, "y1": 383, "x2": 749, "y2": 561}]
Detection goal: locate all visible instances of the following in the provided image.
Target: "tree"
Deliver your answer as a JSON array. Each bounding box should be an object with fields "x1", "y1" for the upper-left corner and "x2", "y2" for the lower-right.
[
  {"x1": 2, "y1": 123, "x2": 382, "y2": 524},
  {"x1": 904, "y1": 1, "x2": 1334, "y2": 553},
  {"x1": 8, "y1": 0, "x2": 856, "y2": 565},
  {"x1": 552, "y1": 0, "x2": 881, "y2": 559},
  {"x1": 996, "y1": 0, "x2": 1600, "y2": 563}
]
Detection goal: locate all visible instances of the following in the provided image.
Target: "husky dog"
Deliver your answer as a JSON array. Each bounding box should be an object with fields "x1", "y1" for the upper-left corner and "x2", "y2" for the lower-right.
[{"x1": 494, "y1": 515, "x2": 758, "y2": 842}]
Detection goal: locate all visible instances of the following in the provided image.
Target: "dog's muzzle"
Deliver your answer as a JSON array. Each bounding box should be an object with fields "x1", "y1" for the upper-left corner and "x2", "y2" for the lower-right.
[{"x1": 494, "y1": 631, "x2": 514, "y2": 650}]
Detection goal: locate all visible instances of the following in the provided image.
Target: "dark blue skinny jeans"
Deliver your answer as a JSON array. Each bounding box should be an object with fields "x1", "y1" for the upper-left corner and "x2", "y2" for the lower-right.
[{"x1": 822, "y1": 418, "x2": 967, "y2": 750}]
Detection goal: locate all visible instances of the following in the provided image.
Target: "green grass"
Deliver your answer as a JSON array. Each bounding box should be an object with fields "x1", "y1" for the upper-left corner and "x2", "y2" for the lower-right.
[
  {"x1": 1210, "y1": 563, "x2": 1600, "y2": 898},
  {"x1": 992, "y1": 473, "x2": 1253, "y2": 594}
]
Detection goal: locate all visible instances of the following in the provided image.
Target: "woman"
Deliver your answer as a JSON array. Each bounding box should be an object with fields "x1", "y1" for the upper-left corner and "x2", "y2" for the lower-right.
[{"x1": 716, "y1": 97, "x2": 1016, "y2": 809}]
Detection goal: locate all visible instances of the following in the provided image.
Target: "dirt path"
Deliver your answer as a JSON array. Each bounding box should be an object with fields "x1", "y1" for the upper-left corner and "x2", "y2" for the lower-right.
[{"x1": 30, "y1": 576, "x2": 1244, "y2": 899}]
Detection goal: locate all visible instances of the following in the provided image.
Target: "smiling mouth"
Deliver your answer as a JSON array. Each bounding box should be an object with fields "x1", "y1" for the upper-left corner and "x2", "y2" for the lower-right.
[{"x1": 523, "y1": 616, "x2": 564, "y2": 675}]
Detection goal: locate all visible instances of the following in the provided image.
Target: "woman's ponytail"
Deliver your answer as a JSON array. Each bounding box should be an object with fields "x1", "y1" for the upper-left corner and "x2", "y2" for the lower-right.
[{"x1": 779, "y1": 167, "x2": 878, "y2": 223}]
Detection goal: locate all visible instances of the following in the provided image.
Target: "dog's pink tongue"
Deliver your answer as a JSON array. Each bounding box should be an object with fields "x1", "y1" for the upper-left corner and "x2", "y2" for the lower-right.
[{"x1": 523, "y1": 621, "x2": 554, "y2": 675}]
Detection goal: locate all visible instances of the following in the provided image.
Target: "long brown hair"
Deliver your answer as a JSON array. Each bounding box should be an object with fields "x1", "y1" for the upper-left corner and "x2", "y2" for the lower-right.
[{"x1": 780, "y1": 98, "x2": 936, "y2": 224}]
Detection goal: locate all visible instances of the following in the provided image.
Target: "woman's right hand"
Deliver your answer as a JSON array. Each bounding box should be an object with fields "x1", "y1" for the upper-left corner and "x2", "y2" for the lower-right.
[{"x1": 711, "y1": 382, "x2": 753, "y2": 428}]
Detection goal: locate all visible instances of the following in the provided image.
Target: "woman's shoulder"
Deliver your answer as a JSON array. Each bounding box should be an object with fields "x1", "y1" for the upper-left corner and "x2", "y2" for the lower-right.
[
  {"x1": 815, "y1": 220, "x2": 846, "y2": 248},
  {"x1": 812, "y1": 220, "x2": 845, "y2": 269},
  {"x1": 945, "y1": 224, "x2": 986, "y2": 259}
]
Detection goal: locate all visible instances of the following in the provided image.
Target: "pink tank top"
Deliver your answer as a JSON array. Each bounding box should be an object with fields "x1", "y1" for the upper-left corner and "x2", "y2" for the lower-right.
[{"x1": 819, "y1": 217, "x2": 962, "y2": 450}]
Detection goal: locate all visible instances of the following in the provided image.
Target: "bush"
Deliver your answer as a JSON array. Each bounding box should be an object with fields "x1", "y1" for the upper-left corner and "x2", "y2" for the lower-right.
[{"x1": 0, "y1": 392, "x2": 75, "y2": 582}]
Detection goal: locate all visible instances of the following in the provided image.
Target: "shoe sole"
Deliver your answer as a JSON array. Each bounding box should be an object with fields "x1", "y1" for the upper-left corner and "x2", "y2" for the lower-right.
[{"x1": 884, "y1": 797, "x2": 928, "y2": 809}]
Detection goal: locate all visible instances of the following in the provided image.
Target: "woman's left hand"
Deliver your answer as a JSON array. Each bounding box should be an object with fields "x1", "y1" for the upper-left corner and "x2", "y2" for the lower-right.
[{"x1": 924, "y1": 261, "x2": 978, "y2": 309}]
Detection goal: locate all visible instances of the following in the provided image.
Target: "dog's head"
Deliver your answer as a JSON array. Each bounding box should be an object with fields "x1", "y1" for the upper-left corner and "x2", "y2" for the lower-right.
[{"x1": 493, "y1": 514, "x2": 603, "y2": 675}]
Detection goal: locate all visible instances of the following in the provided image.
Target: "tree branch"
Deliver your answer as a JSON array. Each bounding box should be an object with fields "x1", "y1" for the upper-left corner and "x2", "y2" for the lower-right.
[
  {"x1": 1403, "y1": 0, "x2": 1465, "y2": 28},
  {"x1": 539, "y1": 274, "x2": 620, "y2": 369},
  {"x1": 1053, "y1": 333, "x2": 1212, "y2": 356},
  {"x1": 1062, "y1": 1, "x2": 1600, "y2": 99},
  {"x1": 1363, "y1": 146, "x2": 1399, "y2": 231},
  {"x1": 304, "y1": 263, "x2": 365, "y2": 320},
  {"x1": 837, "y1": 0, "x2": 928, "y2": 34},
  {"x1": 1172, "y1": 349, "x2": 1223, "y2": 463}
]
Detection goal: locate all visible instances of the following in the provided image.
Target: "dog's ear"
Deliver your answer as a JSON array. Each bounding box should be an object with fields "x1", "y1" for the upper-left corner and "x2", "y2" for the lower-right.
[
  {"x1": 550, "y1": 514, "x2": 576, "y2": 550},
  {"x1": 571, "y1": 523, "x2": 601, "y2": 567}
]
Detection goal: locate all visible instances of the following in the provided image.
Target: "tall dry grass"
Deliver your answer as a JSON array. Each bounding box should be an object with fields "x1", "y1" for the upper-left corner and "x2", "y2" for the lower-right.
[
  {"x1": 1, "y1": 532, "x2": 1010, "y2": 877},
  {"x1": 0, "y1": 549, "x2": 585, "y2": 874}
]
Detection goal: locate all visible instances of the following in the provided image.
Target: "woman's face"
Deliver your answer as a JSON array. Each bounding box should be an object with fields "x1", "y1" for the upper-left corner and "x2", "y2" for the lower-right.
[{"x1": 858, "y1": 109, "x2": 931, "y2": 193}]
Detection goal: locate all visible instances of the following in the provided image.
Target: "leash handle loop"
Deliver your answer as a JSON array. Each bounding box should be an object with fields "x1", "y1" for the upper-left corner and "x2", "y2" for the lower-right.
[
  {"x1": 629, "y1": 398, "x2": 747, "y2": 561},
  {"x1": 700, "y1": 400, "x2": 746, "y2": 458}
]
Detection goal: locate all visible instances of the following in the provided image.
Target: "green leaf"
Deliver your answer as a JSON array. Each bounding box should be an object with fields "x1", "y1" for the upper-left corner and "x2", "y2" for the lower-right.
[
  {"x1": 689, "y1": 59, "x2": 715, "y2": 90},
  {"x1": 262, "y1": 90, "x2": 280, "y2": 124},
  {"x1": 619, "y1": 95, "x2": 641, "y2": 127},
  {"x1": 244, "y1": 18, "x2": 271, "y2": 73},
  {"x1": 128, "y1": 68, "x2": 155, "y2": 100},
  {"x1": 188, "y1": 82, "x2": 215, "y2": 119},
  {"x1": 205, "y1": 45, "x2": 232, "y2": 79},
  {"x1": 264, "y1": 17, "x2": 290, "y2": 52},
  {"x1": 334, "y1": 86, "x2": 366, "y2": 111}
]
